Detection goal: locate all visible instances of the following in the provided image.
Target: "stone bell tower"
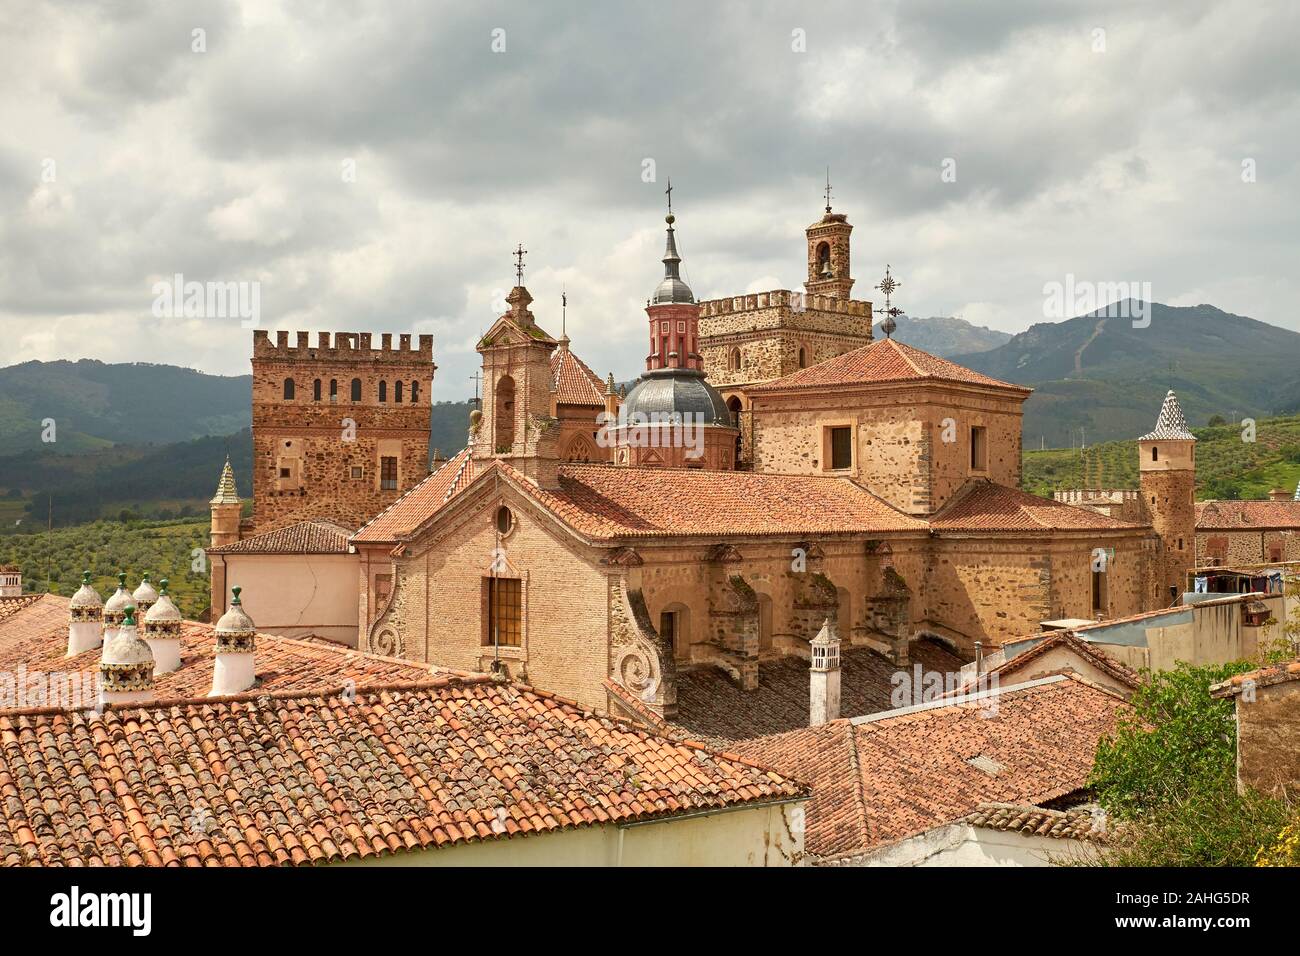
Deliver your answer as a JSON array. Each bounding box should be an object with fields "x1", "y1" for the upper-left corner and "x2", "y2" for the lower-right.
[
  {"x1": 1138, "y1": 390, "x2": 1197, "y2": 605},
  {"x1": 805, "y1": 174, "x2": 854, "y2": 300},
  {"x1": 470, "y1": 245, "x2": 562, "y2": 488}
]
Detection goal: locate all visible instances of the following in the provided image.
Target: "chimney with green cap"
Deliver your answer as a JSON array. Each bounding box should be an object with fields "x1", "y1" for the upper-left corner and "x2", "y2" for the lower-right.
[
  {"x1": 68, "y1": 570, "x2": 104, "y2": 656},
  {"x1": 211, "y1": 585, "x2": 257, "y2": 696}
]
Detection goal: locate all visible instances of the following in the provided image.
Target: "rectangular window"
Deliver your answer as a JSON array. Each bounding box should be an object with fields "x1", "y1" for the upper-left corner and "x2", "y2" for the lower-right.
[
  {"x1": 484, "y1": 577, "x2": 522, "y2": 647},
  {"x1": 970, "y1": 426, "x2": 988, "y2": 471},
  {"x1": 1092, "y1": 570, "x2": 1107, "y2": 613},
  {"x1": 380, "y1": 456, "x2": 398, "y2": 490},
  {"x1": 351, "y1": 466, "x2": 363, "y2": 479},
  {"x1": 829, "y1": 426, "x2": 852, "y2": 470}
]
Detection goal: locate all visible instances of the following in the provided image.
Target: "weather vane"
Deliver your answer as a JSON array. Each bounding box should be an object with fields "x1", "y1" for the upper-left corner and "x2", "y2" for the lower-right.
[
  {"x1": 513, "y1": 243, "x2": 527, "y2": 285},
  {"x1": 824, "y1": 167, "x2": 832, "y2": 213},
  {"x1": 875, "y1": 265, "x2": 904, "y2": 338}
]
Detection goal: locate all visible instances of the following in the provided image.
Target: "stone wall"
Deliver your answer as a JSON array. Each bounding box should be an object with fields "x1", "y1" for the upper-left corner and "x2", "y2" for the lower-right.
[
  {"x1": 1235, "y1": 680, "x2": 1300, "y2": 798},
  {"x1": 749, "y1": 385, "x2": 1023, "y2": 515},
  {"x1": 1197, "y1": 529, "x2": 1300, "y2": 566}
]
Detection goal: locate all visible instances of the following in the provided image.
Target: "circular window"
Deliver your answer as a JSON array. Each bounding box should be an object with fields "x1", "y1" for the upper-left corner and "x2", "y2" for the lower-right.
[{"x1": 496, "y1": 505, "x2": 513, "y2": 535}]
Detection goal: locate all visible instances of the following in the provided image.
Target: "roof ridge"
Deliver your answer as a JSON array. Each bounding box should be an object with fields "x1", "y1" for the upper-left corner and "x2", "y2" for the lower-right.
[{"x1": 887, "y1": 337, "x2": 927, "y2": 377}]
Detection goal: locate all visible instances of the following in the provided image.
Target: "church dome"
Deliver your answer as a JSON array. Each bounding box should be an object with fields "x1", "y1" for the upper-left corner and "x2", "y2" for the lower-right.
[{"x1": 618, "y1": 367, "x2": 732, "y2": 427}]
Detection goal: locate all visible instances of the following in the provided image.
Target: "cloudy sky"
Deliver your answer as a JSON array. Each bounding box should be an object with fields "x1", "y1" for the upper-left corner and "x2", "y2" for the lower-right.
[{"x1": 2, "y1": 0, "x2": 1297, "y2": 401}]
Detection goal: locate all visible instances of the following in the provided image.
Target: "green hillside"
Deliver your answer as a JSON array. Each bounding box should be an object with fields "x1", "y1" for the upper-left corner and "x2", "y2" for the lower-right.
[
  {"x1": 873, "y1": 315, "x2": 1010, "y2": 357},
  {"x1": 0, "y1": 359, "x2": 250, "y2": 456},
  {"x1": 1022, "y1": 414, "x2": 1300, "y2": 501},
  {"x1": 952, "y1": 303, "x2": 1300, "y2": 445},
  {"x1": 0, "y1": 517, "x2": 214, "y2": 618}
]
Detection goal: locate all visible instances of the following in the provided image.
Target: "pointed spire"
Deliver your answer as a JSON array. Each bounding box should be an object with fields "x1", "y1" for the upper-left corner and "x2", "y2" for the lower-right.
[
  {"x1": 1139, "y1": 390, "x2": 1195, "y2": 441},
  {"x1": 210, "y1": 456, "x2": 240, "y2": 505},
  {"x1": 651, "y1": 178, "x2": 694, "y2": 305}
]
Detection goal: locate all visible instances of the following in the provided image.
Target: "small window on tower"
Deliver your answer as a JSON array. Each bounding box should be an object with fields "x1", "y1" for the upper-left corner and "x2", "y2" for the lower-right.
[
  {"x1": 350, "y1": 466, "x2": 363, "y2": 479},
  {"x1": 283, "y1": 378, "x2": 295, "y2": 400},
  {"x1": 798, "y1": 347, "x2": 807, "y2": 368},
  {"x1": 313, "y1": 379, "x2": 322, "y2": 401},
  {"x1": 395, "y1": 381, "x2": 404, "y2": 403},
  {"x1": 351, "y1": 378, "x2": 362, "y2": 402},
  {"x1": 330, "y1": 379, "x2": 338, "y2": 402},
  {"x1": 411, "y1": 380, "x2": 420, "y2": 402},
  {"x1": 1152, "y1": 447, "x2": 1159, "y2": 461},
  {"x1": 378, "y1": 381, "x2": 387, "y2": 403},
  {"x1": 380, "y1": 456, "x2": 398, "y2": 490}
]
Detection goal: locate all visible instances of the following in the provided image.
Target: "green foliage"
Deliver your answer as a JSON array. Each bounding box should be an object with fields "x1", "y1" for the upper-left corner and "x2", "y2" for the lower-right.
[
  {"x1": 1022, "y1": 413, "x2": 1300, "y2": 500},
  {"x1": 1090, "y1": 660, "x2": 1293, "y2": 866},
  {"x1": 0, "y1": 517, "x2": 211, "y2": 618}
]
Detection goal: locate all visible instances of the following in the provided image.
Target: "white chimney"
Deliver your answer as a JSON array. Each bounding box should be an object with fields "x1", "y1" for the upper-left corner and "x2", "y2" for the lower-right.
[
  {"x1": 68, "y1": 570, "x2": 103, "y2": 656},
  {"x1": 142, "y1": 577, "x2": 183, "y2": 674},
  {"x1": 101, "y1": 572, "x2": 132, "y2": 648},
  {"x1": 99, "y1": 605, "x2": 155, "y2": 706},
  {"x1": 810, "y1": 616, "x2": 842, "y2": 726},
  {"x1": 210, "y1": 586, "x2": 257, "y2": 696},
  {"x1": 132, "y1": 572, "x2": 159, "y2": 622}
]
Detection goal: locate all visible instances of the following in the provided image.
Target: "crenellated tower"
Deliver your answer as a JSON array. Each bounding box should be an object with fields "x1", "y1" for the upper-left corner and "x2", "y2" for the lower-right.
[{"x1": 250, "y1": 330, "x2": 435, "y2": 532}]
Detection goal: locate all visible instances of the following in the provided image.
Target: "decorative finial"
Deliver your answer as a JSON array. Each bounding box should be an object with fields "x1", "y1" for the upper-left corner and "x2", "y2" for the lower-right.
[
  {"x1": 159, "y1": 578, "x2": 169, "y2": 594},
  {"x1": 606, "y1": 372, "x2": 615, "y2": 395},
  {"x1": 82, "y1": 570, "x2": 92, "y2": 585},
  {"x1": 513, "y1": 243, "x2": 527, "y2": 285},
  {"x1": 824, "y1": 167, "x2": 832, "y2": 213},
  {"x1": 665, "y1": 176, "x2": 674, "y2": 224},
  {"x1": 123, "y1": 605, "x2": 136, "y2": 627},
  {"x1": 117, "y1": 572, "x2": 127, "y2": 589},
  {"x1": 231, "y1": 585, "x2": 242, "y2": 606},
  {"x1": 875, "y1": 265, "x2": 903, "y2": 338}
]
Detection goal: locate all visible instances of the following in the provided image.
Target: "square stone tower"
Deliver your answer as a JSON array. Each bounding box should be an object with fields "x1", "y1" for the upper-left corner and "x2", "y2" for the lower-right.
[{"x1": 250, "y1": 330, "x2": 435, "y2": 532}]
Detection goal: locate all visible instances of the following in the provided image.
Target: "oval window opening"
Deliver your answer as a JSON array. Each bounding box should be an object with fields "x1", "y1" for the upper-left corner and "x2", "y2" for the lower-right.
[{"x1": 496, "y1": 506, "x2": 513, "y2": 535}]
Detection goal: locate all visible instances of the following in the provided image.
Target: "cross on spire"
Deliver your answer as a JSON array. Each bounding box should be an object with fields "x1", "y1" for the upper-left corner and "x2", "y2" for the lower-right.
[
  {"x1": 824, "y1": 167, "x2": 832, "y2": 213},
  {"x1": 665, "y1": 177, "x2": 673, "y2": 218},
  {"x1": 513, "y1": 244, "x2": 527, "y2": 285},
  {"x1": 469, "y1": 370, "x2": 482, "y2": 405},
  {"x1": 561, "y1": 286, "x2": 567, "y2": 339}
]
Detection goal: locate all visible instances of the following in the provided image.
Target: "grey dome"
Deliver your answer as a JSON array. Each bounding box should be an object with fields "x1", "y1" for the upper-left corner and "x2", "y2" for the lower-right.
[
  {"x1": 652, "y1": 275, "x2": 694, "y2": 305},
  {"x1": 618, "y1": 368, "x2": 733, "y2": 427}
]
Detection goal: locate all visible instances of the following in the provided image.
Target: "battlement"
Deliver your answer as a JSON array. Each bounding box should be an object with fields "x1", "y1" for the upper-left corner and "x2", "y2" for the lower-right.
[
  {"x1": 252, "y1": 330, "x2": 435, "y2": 365},
  {"x1": 1053, "y1": 489, "x2": 1140, "y2": 506},
  {"x1": 697, "y1": 290, "x2": 871, "y2": 318}
]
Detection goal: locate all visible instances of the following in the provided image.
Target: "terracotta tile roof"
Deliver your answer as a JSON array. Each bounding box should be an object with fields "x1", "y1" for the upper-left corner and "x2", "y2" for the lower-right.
[
  {"x1": 951, "y1": 631, "x2": 1143, "y2": 697},
  {"x1": 0, "y1": 594, "x2": 438, "y2": 710},
  {"x1": 0, "y1": 677, "x2": 806, "y2": 866},
  {"x1": 551, "y1": 344, "x2": 607, "y2": 407},
  {"x1": 501, "y1": 462, "x2": 929, "y2": 541},
  {"x1": 930, "y1": 479, "x2": 1146, "y2": 532},
  {"x1": 0, "y1": 595, "x2": 45, "y2": 625},
  {"x1": 734, "y1": 674, "x2": 1125, "y2": 860},
  {"x1": 1196, "y1": 499, "x2": 1300, "y2": 530},
  {"x1": 1210, "y1": 658, "x2": 1300, "y2": 698},
  {"x1": 352, "y1": 448, "x2": 474, "y2": 543},
  {"x1": 749, "y1": 337, "x2": 1031, "y2": 394},
  {"x1": 208, "y1": 519, "x2": 352, "y2": 555},
  {"x1": 667, "y1": 640, "x2": 967, "y2": 747},
  {"x1": 963, "y1": 802, "x2": 1107, "y2": 842}
]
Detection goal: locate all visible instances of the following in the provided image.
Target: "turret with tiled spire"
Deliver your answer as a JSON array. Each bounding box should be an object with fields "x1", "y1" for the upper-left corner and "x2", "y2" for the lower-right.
[
  {"x1": 99, "y1": 605, "x2": 155, "y2": 706},
  {"x1": 68, "y1": 571, "x2": 103, "y2": 656},
  {"x1": 211, "y1": 586, "x2": 257, "y2": 696},
  {"x1": 809, "y1": 616, "x2": 842, "y2": 725},
  {"x1": 210, "y1": 456, "x2": 241, "y2": 548},
  {"x1": 1139, "y1": 389, "x2": 1197, "y2": 605},
  {"x1": 143, "y1": 578, "x2": 183, "y2": 674}
]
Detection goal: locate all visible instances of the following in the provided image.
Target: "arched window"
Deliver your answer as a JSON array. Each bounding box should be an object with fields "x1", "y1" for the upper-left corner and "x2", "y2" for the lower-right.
[
  {"x1": 283, "y1": 378, "x2": 295, "y2": 400},
  {"x1": 411, "y1": 380, "x2": 420, "y2": 403},
  {"x1": 379, "y1": 381, "x2": 388, "y2": 403},
  {"x1": 313, "y1": 378, "x2": 322, "y2": 402},
  {"x1": 395, "y1": 381, "x2": 404, "y2": 403},
  {"x1": 329, "y1": 379, "x2": 338, "y2": 402},
  {"x1": 816, "y1": 241, "x2": 831, "y2": 277},
  {"x1": 729, "y1": 347, "x2": 741, "y2": 371},
  {"x1": 798, "y1": 346, "x2": 807, "y2": 368},
  {"x1": 350, "y1": 378, "x2": 362, "y2": 402},
  {"x1": 495, "y1": 375, "x2": 516, "y2": 451},
  {"x1": 727, "y1": 396, "x2": 743, "y2": 428}
]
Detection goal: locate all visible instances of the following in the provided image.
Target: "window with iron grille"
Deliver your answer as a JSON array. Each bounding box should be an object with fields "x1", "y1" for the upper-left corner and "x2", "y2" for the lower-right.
[{"x1": 485, "y1": 577, "x2": 522, "y2": 647}]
